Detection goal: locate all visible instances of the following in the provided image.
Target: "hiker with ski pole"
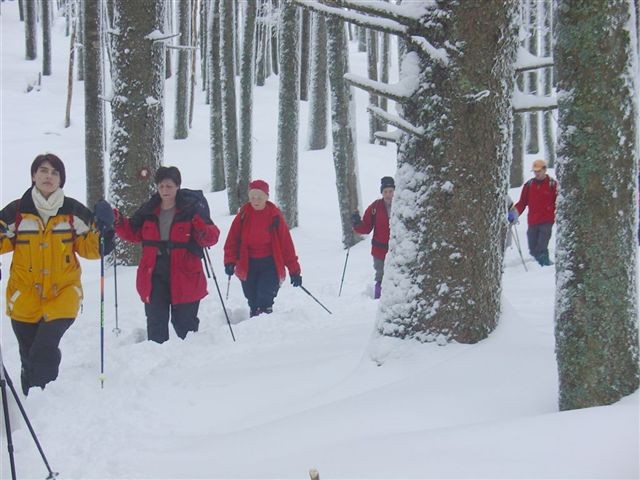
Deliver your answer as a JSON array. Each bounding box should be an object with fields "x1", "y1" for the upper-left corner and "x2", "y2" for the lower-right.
[
  {"x1": 352, "y1": 176, "x2": 394, "y2": 299},
  {"x1": 0, "y1": 153, "x2": 114, "y2": 396},
  {"x1": 223, "y1": 180, "x2": 303, "y2": 318},
  {"x1": 113, "y1": 166, "x2": 220, "y2": 344}
]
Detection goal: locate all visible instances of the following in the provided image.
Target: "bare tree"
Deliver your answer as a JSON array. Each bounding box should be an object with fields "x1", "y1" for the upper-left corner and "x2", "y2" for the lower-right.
[
  {"x1": 306, "y1": 12, "x2": 328, "y2": 151},
  {"x1": 24, "y1": 0, "x2": 37, "y2": 60},
  {"x1": 109, "y1": 0, "x2": 166, "y2": 265},
  {"x1": 525, "y1": 0, "x2": 539, "y2": 154},
  {"x1": 77, "y1": 0, "x2": 85, "y2": 81},
  {"x1": 554, "y1": 0, "x2": 639, "y2": 411},
  {"x1": 208, "y1": 0, "x2": 225, "y2": 192},
  {"x1": 299, "y1": 7, "x2": 311, "y2": 101},
  {"x1": 541, "y1": 0, "x2": 555, "y2": 167},
  {"x1": 366, "y1": 29, "x2": 379, "y2": 143},
  {"x1": 239, "y1": 0, "x2": 257, "y2": 204},
  {"x1": 84, "y1": 0, "x2": 104, "y2": 207},
  {"x1": 174, "y1": 0, "x2": 191, "y2": 139},
  {"x1": 42, "y1": 0, "x2": 52, "y2": 75}
]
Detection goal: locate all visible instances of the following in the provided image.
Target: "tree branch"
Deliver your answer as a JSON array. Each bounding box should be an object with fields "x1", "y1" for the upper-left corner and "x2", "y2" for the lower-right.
[
  {"x1": 331, "y1": 0, "x2": 432, "y2": 30},
  {"x1": 512, "y1": 89, "x2": 558, "y2": 113},
  {"x1": 368, "y1": 106, "x2": 424, "y2": 137},
  {"x1": 515, "y1": 47, "x2": 553, "y2": 73},
  {"x1": 344, "y1": 73, "x2": 413, "y2": 103},
  {"x1": 374, "y1": 130, "x2": 403, "y2": 144}
]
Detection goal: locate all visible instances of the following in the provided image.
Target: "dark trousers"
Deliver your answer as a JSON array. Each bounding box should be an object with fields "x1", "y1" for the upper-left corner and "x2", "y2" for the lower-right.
[
  {"x1": 241, "y1": 256, "x2": 280, "y2": 312},
  {"x1": 145, "y1": 255, "x2": 200, "y2": 343},
  {"x1": 12, "y1": 318, "x2": 74, "y2": 389},
  {"x1": 527, "y1": 222, "x2": 553, "y2": 257}
]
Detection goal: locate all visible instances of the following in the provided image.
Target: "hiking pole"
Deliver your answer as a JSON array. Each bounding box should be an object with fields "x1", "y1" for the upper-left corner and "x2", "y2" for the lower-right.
[
  {"x1": 1, "y1": 366, "x2": 59, "y2": 479},
  {"x1": 338, "y1": 247, "x2": 350, "y2": 297},
  {"x1": 112, "y1": 247, "x2": 121, "y2": 335},
  {"x1": 0, "y1": 353, "x2": 16, "y2": 480},
  {"x1": 510, "y1": 224, "x2": 528, "y2": 272},
  {"x1": 204, "y1": 248, "x2": 236, "y2": 342},
  {"x1": 300, "y1": 286, "x2": 333, "y2": 315},
  {"x1": 225, "y1": 275, "x2": 231, "y2": 301},
  {"x1": 99, "y1": 235, "x2": 106, "y2": 388}
]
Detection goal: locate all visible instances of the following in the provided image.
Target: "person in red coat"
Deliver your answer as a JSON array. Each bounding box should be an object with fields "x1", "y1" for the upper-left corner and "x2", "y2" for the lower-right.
[
  {"x1": 352, "y1": 176, "x2": 394, "y2": 299},
  {"x1": 114, "y1": 167, "x2": 220, "y2": 343},
  {"x1": 223, "y1": 180, "x2": 302, "y2": 317},
  {"x1": 514, "y1": 159, "x2": 558, "y2": 266}
]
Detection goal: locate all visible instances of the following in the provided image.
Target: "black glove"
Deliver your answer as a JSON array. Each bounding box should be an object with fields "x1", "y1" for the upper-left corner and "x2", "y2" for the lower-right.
[
  {"x1": 225, "y1": 264, "x2": 235, "y2": 276},
  {"x1": 94, "y1": 199, "x2": 115, "y2": 233},
  {"x1": 351, "y1": 212, "x2": 361, "y2": 227},
  {"x1": 290, "y1": 274, "x2": 302, "y2": 288}
]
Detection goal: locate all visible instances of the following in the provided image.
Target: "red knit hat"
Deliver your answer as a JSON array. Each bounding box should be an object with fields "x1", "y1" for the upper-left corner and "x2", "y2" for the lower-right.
[{"x1": 249, "y1": 179, "x2": 269, "y2": 195}]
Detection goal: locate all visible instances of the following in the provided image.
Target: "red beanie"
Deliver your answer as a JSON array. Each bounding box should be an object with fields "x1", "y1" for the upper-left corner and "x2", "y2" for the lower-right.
[{"x1": 248, "y1": 179, "x2": 269, "y2": 195}]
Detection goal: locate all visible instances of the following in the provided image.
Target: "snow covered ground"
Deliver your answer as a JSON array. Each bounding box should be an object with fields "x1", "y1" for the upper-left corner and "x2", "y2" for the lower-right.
[{"x1": 1, "y1": 3, "x2": 638, "y2": 479}]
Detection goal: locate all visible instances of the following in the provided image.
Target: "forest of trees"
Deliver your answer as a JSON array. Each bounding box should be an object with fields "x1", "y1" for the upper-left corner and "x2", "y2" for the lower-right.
[{"x1": 11, "y1": 0, "x2": 639, "y2": 411}]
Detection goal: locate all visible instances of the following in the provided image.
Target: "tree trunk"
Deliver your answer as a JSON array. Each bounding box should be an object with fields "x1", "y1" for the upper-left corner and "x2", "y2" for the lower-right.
[
  {"x1": 366, "y1": 29, "x2": 378, "y2": 143},
  {"x1": 174, "y1": 0, "x2": 191, "y2": 139},
  {"x1": 327, "y1": 17, "x2": 360, "y2": 249},
  {"x1": 165, "y1": 0, "x2": 173, "y2": 79},
  {"x1": 24, "y1": 0, "x2": 37, "y2": 60},
  {"x1": 221, "y1": 0, "x2": 240, "y2": 212},
  {"x1": 42, "y1": 0, "x2": 52, "y2": 75},
  {"x1": 525, "y1": 0, "x2": 539, "y2": 154},
  {"x1": 19, "y1": 0, "x2": 24, "y2": 22},
  {"x1": 275, "y1": 0, "x2": 300, "y2": 227},
  {"x1": 378, "y1": 30, "x2": 389, "y2": 143},
  {"x1": 109, "y1": 0, "x2": 165, "y2": 265},
  {"x1": 77, "y1": 0, "x2": 85, "y2": 81},
  {"x1": 255, "y1": 0, "x2": 267, "y2": 86},
  {"x1": 84, "y1": 0, "x2": 104, "y2": 208},
  {"x1": 542, "y1": 0, "x2": 555, "y2": 167},
  {"x1": 299, "y1": 7, "x2": 310, "y2": 101},
  {"x1": 238, "y1": 0, "x2": 257, "y2": 204},
  {"x1": 208, "y1": 0, "x2": 226, "y2": 192},
  {"x1": 306, "y1": 12, "x2": 328, "y2": 151},
  {"x1": 357, "y1": 25, "x2": 366, "y2": 52},
  {"x1": 377, "y1": 1, "x2": 518, "y2": 345},
  {"x1": 554, "y1": 0, "x2": 639, "y2": 411}
]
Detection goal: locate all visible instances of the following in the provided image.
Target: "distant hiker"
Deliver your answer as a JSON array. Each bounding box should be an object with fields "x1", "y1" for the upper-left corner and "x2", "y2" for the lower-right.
[
  {"x1": 352, "y1": 176, "x2": 394, "y2": 299},
  {"x1": 514, "y1": 159, "x2": 558, "y2": 266},
  {"x1": 0, "y1": 153, "x2": 114, "y2": 396},
  {"x1": 223, "y1": 180, "x2": 302, "y2": 317},
  {"x1": 114, "y1": 166, "x2": 220, "y2": 343}
]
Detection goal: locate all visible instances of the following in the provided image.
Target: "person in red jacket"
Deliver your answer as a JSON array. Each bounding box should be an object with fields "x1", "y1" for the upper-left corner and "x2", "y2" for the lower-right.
[
  {"x1": 114, "y1": 167, "x2": 220, "y2": 343},
  {"x1": 223, "y1": 180, "x2": 302, "y2": 317},
  {"x1": 514, "y1": 159, "x2": 558, "y2": 267},
  {"x1": 352, "y1": 176, "x2": 394, "y2": 299}
]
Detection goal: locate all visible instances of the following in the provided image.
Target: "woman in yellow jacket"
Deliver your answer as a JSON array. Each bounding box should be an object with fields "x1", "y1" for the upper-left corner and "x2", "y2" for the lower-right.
[{"x1": 0, "y1": 154, "x2": 114, "y2": 396}]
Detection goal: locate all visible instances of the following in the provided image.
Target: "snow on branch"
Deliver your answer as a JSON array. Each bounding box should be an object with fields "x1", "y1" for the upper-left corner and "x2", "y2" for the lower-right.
[
  {"x1": 333, "y1": 0, "x2": 433, "y2": 29},
  {"x1": 408, "y1": 35, "x2": 449, "y2": 66},
  {"x1": 512, "y1": 88, "x2": 558, "y2": 113},
  {"x1": 344, "y1": 73, "x2": 414, "y2": 103},
  {"x1": 167, "y1": 45, "x2": 197, "y2": 50},
  {"x1": 294, "y1": 0, "x2": 408, "y2": 37},
  {"x1": 367, "y1": 106, "x2": 424, "y2": 137},
  {"x1": 515, "y1": 47, "x2": 553, "y2": 73},
  {"x1": 374, "y1": 130, "x2": 403, "y2": 144},
  {"x1": 145, "y1": 30, "x2": 180, "y2": 42}
]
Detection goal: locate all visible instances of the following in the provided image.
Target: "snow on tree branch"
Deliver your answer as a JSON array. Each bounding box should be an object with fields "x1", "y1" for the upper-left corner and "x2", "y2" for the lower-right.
[
  {"x1": 408, "y1": 35, "x2": 449, "y2": 65},
  {"x1": 367, "y1": 106, "x2": 424, "y2": 137},
  {"x1": 515, "y1": 47, "x2": 553, "y2": 73},
  {"x1": 333, "y1": 0, "x2": 433, "y2": 28},
  {"x1": 344, "y1": 73, "x2": 414, "y2": 103},
  {"x1": 512, "y1": 88, "x2": 558, "y2": 113},
  {"x1": 374, "y1": 130, "x2": 403, "y2": 144},
  {"x1": 144, "y1": 30, "x2": 180, "y2": 42},
  {"x1": 294, "y1": 0, "x2": 408, "y2": 37}
]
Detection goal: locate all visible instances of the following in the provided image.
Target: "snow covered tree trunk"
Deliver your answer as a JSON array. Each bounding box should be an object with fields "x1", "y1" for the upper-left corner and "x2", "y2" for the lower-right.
[
  {"x1": 525, "y1": 0, "x2": 539, "y2": 154},
  {"x1": 306, "y1": 12, "x2": 328, "y2": 151},
  {"x1": 109, "y1": 0, "x2": 165, "y2": 265},
  {"x1": 270, "y1": 5, "x2": 279, "y2": 76},
  {"x1": 299, "y1": 7, "x2": 310, "y2": 101},
  {"x1": 367, "y1": 29, "x2": 379, "y2": 143},
  {"x1": 377, "y1": 1, "x2": 519, "y2": 344},
  {"x1": 255, "y1": 0, "x2": 267, "y2": 86},
  {"x1": 554, "y1": 0, "x2": 639, "y2": 411},
  {"x1": 327, "y1": 17, "x2": 360, "y2": 249},
  {"x1": 542, "y1": 0, "x2": 555, "y2": 167},
  {"x1": 42, "y1": 0, "x2": 52, "y2": 75},
  {"x1": 221, "y1": 0, "x2": 240, "y2": 213},
  {"x1": 239, "y1": 0, "x2": 257, "y2": 204},
  {"x1": 276, "y1": 0, "x2": 300, "y2": 227},
  {"x1": 24, "y1": 0, "x2": 37, "y2": 60},
  {"x1": 77, "y1": 1, "x2": 86, "y2": 82},
  {"x1": 84, "y1": 0, "x2": 104, "y2": 208},
  {"x1": 357, "y1": 25, "x2": 366, "y2": 52},
  {"x1": 200, "y1": 0, "x2": 208, "y2": 94},
  {"x1": 165, "y1": 0, "x2": 172, "y2": 79},
  {"x1": 209, "y1": 0, "x2": 226, "y2": 192},
  {"x1": 510, "y1": 112, "x2": 524, "y2": 187},
  {"x1": 174, "y1": 0, "x2": 191, "y2": 139},
  {"x1": 378, "y1": 30, "x2": 389, "y2": 141}
]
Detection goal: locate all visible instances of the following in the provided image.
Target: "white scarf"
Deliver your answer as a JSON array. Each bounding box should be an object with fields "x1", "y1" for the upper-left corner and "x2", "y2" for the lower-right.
[{"x1": 32, "y1": 187, "x2": 65, "y2": 226}]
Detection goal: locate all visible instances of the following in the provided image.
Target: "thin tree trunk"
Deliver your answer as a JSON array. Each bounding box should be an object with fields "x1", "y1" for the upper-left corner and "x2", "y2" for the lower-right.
[
  {"x1": 77, "y1": 0, "x2": 85, "y2": 81},
  {"x1": 24, "y1": 0, "x2": 37, "y2": 60},
  {"x1": 174, "y1": 0, "x2": 191, "y2": 139},
  {"x1": 366, "y1": 29, "x2": 378, "y2": 143},
  {"x1": 525, "y1": 0, "x2": 539, "y2": 154},
  {"x1": 209, "y1": 0, "x2": 225, "y2": 192},
  {"x1": 64, "y1": 21, "x2": 76, "y2": 128},
  {"x1": 306, "y1": 12, "x2": 328, "y2": 151},
  {"x1": 299, "y1": 7, "x2": 310, "y2": 101},
  {"x1": 42, "y1": 0, "x2": 52, "y2": 75},
  {"x1": 542, "y1": 0, "x2": 555, "y2": 167},
  {"x1": 188, "y1": 0, "x2": 198, "y2": 128},
  {"x1": 165, "y1": 0, "x2": 173, "y2": 79}
]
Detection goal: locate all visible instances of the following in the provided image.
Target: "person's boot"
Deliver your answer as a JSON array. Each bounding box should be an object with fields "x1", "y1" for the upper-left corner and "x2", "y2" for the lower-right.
[
  {"x1": 534, "y1": 254, "x2": 545, "y2": 266},
  {"x1": 250, "y1": 307, "x2": 261, "y2": 318},
  {"x1": 374, "y1": 281, "x2": 382, "y2": 299},
  {"x1": 262, "y1": 307, "x2": 273, "y2": 314},
  {"x1": 542, "y1": 251, "x2": 554, "y2": 266},
  {"x1": 20, "y1": 367, "x2": 29, "y2": 397}
]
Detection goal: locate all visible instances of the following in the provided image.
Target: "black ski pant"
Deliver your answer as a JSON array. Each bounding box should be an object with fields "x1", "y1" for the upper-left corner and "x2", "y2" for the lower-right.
[
  {"x1": 11, "y1": 318, "x2": 74, "y2": 389},
  {"x1": 241, "y1": 256, "x2": 280, "y2": 313},
  {"x1": 526, "y1": 222, "x2": 553, "y2": 258},
  {"x1": 145, "y1": 254, "x2": 200, "y2": 343}
]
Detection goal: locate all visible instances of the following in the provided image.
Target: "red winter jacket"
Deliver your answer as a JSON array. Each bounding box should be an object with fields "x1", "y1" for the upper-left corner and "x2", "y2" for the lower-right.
[
  {"x1": 223, "y1": 202, "x2": 301, "y2": 283},
  {"x1": 114, "y1": 194, "x2": 220, "y2": 304},
  {"x1": 514, "y1": 176, "x2": 558, "y2": 226},
  {"x1": 354, "y1": 198, "x2": 390, "y2": 260}
]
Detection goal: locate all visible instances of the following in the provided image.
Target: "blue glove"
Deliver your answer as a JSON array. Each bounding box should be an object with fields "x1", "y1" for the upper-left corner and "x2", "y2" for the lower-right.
[
  {"x1": 224, "y1": 264, "x2": 235, "y2": 276},
  {"x1": 507, "y1": 209, "x2": 518, "y2": 224},
  {"x1": 351, "y1": 212, "x2": 361, "y2": 227},
  {"x1": 290, "y1": 274, "x2": 302, "y2": 287},
  {"x1": 94, "y1": 200, "x2": 115, "y2": 233}
]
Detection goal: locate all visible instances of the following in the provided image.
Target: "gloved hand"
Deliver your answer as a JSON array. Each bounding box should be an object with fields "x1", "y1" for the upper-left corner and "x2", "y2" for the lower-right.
[
  {"x1": 290, "y1": 274, "x2": 302, "y2": 288},
  {"x1": 507, "y1": 209, "x2": 518, "y2": 224},
  {"x1": 351, "y1": 212, "x2": 361, "y2": 227},
  {"x1": 94, "y1": 199, "x2": 115, "y2": 233},
  {"x1": 224, "y1": 264, "x2": 235, "y2": 276}
]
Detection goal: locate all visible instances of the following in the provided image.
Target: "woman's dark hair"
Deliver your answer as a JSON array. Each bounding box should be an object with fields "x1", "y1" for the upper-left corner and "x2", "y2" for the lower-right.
[
  {"x1": 31, "y1": 153, "x2": 66, "y2": 188},
  {"x1": 154, "y1": 166, "x2": 181, "y2": 187}
]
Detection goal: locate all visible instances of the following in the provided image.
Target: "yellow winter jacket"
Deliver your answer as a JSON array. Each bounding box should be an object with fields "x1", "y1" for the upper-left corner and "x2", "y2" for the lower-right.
[{"x1": 0, "y1": 188, "x2": 101, "y2": 323}]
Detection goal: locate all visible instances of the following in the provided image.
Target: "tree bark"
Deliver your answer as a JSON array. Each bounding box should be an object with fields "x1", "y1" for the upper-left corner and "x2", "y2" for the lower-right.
[
  {"x1": 239, "y1": 0, "x2": 257, "y2": 204},
  {"x1": 24, "y1": 0, "x2": 37, "y2": 60},
  {"x1": 209, "y1": 0, "x2": 226, "y2": 192},
  {"x1": 174, "y1": 0, "x2": 191, "y2": 139},
  {"x1": 542, "y1": 0, "x2": 555, "y2": 167},
  {"x1": 42, "y1": 0, "x2": 52, "y2": 75},
  {"x1": 306, "y1": 13, "x2": 328, "y2": 151},
  {"x1": 299, "y1": 7, "x2": 311, "y2": 101}
]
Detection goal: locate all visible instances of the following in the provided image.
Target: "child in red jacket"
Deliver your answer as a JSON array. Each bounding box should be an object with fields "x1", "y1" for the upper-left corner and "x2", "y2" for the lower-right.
[{"x1": 352, "y1": 176, "x2": 394, "y2": 299}]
